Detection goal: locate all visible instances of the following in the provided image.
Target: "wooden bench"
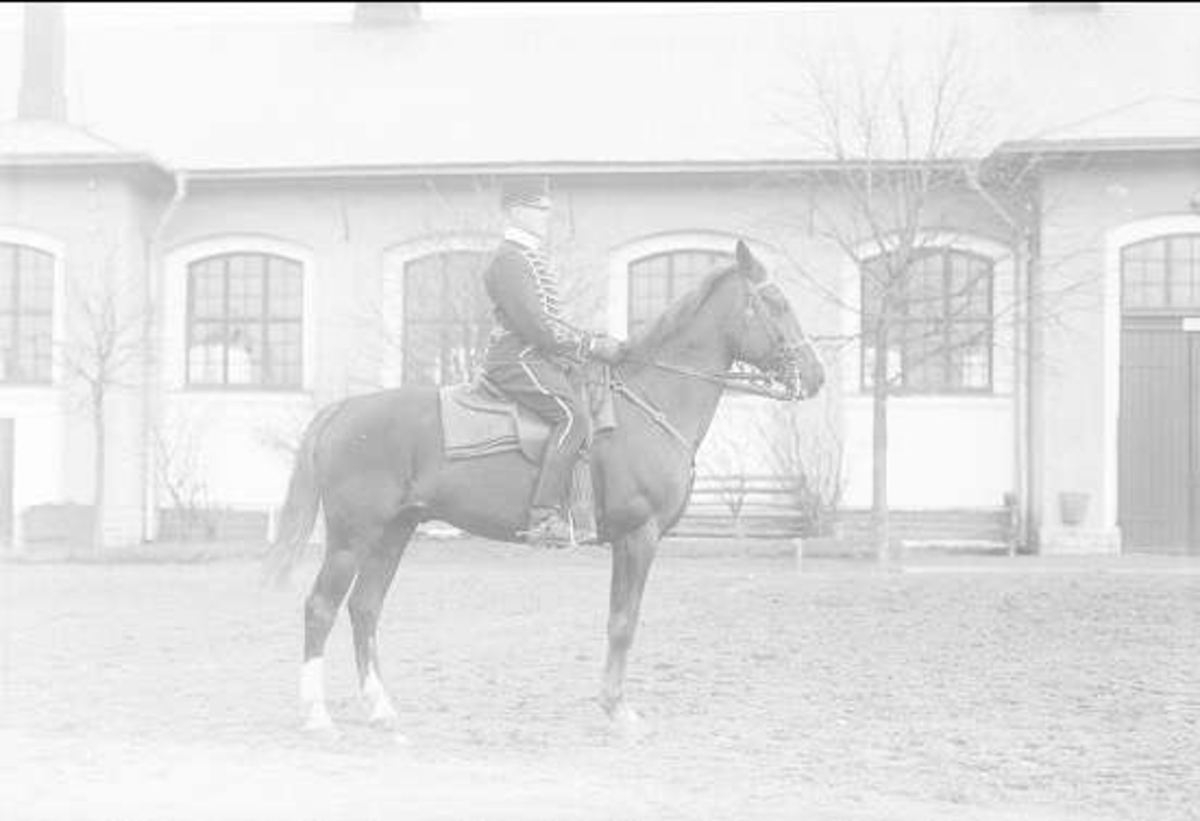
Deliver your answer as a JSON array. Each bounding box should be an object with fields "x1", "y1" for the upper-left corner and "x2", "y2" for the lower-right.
[{"x1": 672, "y1": 474, "x2": 810, "y2": 539}]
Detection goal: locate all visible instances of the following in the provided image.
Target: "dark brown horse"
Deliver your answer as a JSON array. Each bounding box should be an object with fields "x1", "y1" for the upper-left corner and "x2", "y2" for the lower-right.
[{"x1": 265, "y1": 240, "x2": 824, "y2": 737}]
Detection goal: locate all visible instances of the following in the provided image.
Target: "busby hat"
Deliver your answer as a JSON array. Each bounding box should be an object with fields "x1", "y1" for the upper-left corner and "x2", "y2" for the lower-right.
[{"x1": 500, "y1": 176, "x2": 551, "y2": 211}]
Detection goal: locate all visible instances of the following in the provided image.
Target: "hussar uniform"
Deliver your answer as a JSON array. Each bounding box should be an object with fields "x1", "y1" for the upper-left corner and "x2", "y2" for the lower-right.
[{"x1": 481, "y1": 180, "x2": 605, "y2": 546}]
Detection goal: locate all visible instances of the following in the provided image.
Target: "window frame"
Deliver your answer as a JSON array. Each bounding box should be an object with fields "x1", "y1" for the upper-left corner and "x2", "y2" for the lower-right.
[
  {"x1": 859, "y1": 247, "x2": 996, "y2": 396},
  {"x1": 398, "y1": 249, "x2": 493, "y2": 387},
  {"x1": 625, "y1": 248, "x2": 737, "y2": 337},
  {"x1": 1119, "y1": 233, "x2": 1200, "y2": 315},
  {"x1": 184, "y1": 251, "x2": 305, "y2": 391},
  {"x1": 165, "y1": 236, "x2": 315, "y2": 396},
  {"x1": 0, "y1": 241, "x2": 56, "y2": 385}
]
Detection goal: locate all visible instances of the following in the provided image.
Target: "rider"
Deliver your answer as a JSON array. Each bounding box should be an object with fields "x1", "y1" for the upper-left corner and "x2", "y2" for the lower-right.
[{"x1": 481, "y1": 176, "x2": 624, "y2": 548}]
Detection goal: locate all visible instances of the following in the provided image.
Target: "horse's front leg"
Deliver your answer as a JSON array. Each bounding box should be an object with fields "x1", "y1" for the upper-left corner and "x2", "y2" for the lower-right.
[{"x1": 600, "y1": 519, "x2": 659, "y2": 738}]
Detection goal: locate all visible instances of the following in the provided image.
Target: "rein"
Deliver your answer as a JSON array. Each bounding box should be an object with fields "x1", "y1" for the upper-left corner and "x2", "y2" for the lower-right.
[
  {"x1": 617, "y1": 277, "x2": 810, "y2": 402},
  {"x1": 619, "y1": 356, "x2": 798, "y2": 400}
]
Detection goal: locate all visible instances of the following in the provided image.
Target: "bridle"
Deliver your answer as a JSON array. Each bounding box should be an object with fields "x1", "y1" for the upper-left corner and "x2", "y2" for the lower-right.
[{"x1": 622, "y1": 277, "x2": 814, "y2": 402}]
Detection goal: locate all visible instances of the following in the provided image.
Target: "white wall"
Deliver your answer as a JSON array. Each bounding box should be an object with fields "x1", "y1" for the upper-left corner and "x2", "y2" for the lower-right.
[
  {"x1": 158, "y1": 394, "x2": 312, "y2": 511},
  {"x1": 0, "y1": 390, "x2": 66, "y2": 506},
  {"x1": 841, "y1": 396, "x2": 1012, "y2": 509}
]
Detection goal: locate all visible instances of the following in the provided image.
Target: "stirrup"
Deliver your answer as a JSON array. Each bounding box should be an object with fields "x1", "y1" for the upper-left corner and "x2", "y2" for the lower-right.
[{"x1": 519, "y1": 511, "x2": 574, "y2": 549}]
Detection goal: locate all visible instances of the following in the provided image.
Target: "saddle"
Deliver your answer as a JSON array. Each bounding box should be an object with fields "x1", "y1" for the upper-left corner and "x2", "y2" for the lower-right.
[{"x1": 439, "y1": 369, "x2": 617, "y2": 462}]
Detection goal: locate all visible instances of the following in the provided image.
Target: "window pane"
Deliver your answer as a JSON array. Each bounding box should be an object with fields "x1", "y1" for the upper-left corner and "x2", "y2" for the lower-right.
[
  {"x1": 16, "y1": 318, "x2": 51, "y2": 381},
  {"x1": 949, "y1": 322, "x2": 991, "y2": 390},
  {"x1": 228, "y1": 260, "x2": 264, "y2": 319},
  {"x1": 862, "y1": 249, "x2": 993, "y2": 394},
  {"x1": 186, "y1": 252, "x2": 304, "y2": 387},
  {"x1": 190, "y1": 261, "x2": 226, "y2": 320},
  {"x1": 1168, "y1": 236, "x2": 1200, "y2": 308},
  {"x1": 0, "y1": 245, "x2": 13, "y2": 302},
  {"x1": 401, "y1": 251, "x2": 490, "y2": 386},
  {"x1": 901, "y1": 320, "x2": 944, "y2": 391},
  {"x1": 1122, "y1": 239, "x2": 1168, "y2": 308},
  {"x1": 0, "y1": 246, "x2": 13, "y2": 313},
  {"x1": 906, "y1": 254, "x2": 944, "y2": 320},
  {"x1": 17, "y1": 248, "x2": 54, "y2": 314},
  {"x1": 187, "y1": 322, "x2": 226, "y2": 384},
  {"x1": 226, "y1": 321, "x2": 262, "y2": 385},
  {"x1": 949, "y1": 253, "x2": 991, "y2": 319},
  {"x1": 0, "y1": 244, "x2": 55, "y2": 383},
  {"x1": 265, "y1": 322, "x2": 302, "y2": 387},
  {"x1": 862, "y1": 342, "x2": 902, "y2": 389},
  {"x1": 628, "y1": 250, "x2": 733, "y2": 336}
]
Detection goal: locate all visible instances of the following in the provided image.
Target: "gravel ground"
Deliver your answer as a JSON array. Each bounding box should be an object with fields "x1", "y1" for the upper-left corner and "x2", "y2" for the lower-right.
[{"x1": 1, "y1": 541, "x2": 1197, "y2": 820}]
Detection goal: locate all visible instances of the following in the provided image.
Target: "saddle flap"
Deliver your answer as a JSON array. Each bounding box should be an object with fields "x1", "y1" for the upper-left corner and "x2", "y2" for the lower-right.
[
  {"x1": 439, "y1": 368, "x2": 616, "y2": 463},
  {"x1": 440, "y1": 382, "x2": 549, "y2": 461}
]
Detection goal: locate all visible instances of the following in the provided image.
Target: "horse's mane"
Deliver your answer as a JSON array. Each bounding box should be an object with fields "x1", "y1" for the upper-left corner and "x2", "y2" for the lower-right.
[{"x1": 626, "y1": 264, "x2": 741, "y2": 356}]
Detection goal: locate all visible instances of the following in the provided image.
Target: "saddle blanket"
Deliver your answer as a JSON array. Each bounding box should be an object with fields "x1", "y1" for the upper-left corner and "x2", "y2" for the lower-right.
[{"x1": 439, "y1": 377, "x2": 615, "y2": 462}]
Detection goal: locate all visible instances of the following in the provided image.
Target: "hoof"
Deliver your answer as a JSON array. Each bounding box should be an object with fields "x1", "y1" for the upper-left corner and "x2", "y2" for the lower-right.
[
  {"x1": 604, "y1": 701, "x2": 649, "y2": 742},
  {"x1": 369, "y1": 712, "x2": 404, "y2": 734},
  {"x1": 302, "y1": 705, "x2": 337, "y2": 737}
]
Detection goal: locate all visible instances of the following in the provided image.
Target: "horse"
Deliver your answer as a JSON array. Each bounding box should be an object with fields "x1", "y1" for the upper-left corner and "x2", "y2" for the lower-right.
[{"x1": 264, "y1": 239, "x2": 825, "y2": 738}]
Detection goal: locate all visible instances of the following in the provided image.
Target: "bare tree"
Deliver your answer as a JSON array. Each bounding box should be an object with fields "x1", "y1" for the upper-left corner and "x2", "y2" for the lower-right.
[
  {"x1": 59, "y1": 267, "x2": 148, "y2": 550},
  {"x1": 152, "y1": 414, "x2": 214, "y2": 542},
  {"x1": 771, "y1": 33, "x2": 1056, "y2": 563},
  {"x1": 758, "y1": 401, "x2": 846, "y2": 540}
]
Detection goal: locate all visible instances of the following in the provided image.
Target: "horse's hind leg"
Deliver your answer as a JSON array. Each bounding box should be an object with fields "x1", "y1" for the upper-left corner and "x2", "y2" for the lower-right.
[
  {"x1": 600, "y1": 519, "x2": 660, "y2": 739},
  {"x1": 348, "y1": 516, "x2": 417, "y2": 733},
  {"x1": 301, "y1": 522, "x2": 359, "y2": 733}
]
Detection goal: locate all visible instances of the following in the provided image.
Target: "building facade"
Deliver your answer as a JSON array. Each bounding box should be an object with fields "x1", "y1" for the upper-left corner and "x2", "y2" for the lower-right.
[{"x1": 2, "y1": 3, "x2": 1199, "y2": 553}]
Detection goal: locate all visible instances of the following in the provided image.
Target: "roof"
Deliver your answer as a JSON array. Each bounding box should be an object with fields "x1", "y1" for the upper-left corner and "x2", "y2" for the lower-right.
[
  {"x1": 0, "y1": 4, "x2": 1197, "y2": 175},
  {"x1": 996, "y1": 95, "x2": 1200, "y2": 154},
  {"x1": 0, "y1": 118, "x2": 164, "y2": 168}
]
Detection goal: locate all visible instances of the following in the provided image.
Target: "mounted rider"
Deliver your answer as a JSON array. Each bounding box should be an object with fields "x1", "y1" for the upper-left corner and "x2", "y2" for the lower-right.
[{"x1": 481, "y1": 176, "x2": 625, "y2": 548}]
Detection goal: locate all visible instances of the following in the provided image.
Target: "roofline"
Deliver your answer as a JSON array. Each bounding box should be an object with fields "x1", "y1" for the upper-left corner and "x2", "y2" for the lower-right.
[
  {"x1": 0, "y1": 151, "x2": 170, "y2": 170},
  {"x1": 995, "y1": 136, "x2": 1200, "y2": 156},
  {"x1": 183, "y1": 157, "x2": 983, "y2": 183},
  {"x1": 0, "y1": 152, "x2": 178, "y2": 193}
]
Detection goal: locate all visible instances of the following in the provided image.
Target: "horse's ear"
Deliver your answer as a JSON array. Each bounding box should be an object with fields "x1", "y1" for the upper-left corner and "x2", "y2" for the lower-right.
[{"x1": 735, "y1": 240, "x2": 766, "y2": 282}]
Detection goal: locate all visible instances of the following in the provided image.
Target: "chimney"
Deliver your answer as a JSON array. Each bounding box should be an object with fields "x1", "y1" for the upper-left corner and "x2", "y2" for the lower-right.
[
  {"x1": 19, "y1": 2, "x2": 67, "y2": 120},
  {"x1": 354, "y1": 3, "x2": 422, "y2": 26}
]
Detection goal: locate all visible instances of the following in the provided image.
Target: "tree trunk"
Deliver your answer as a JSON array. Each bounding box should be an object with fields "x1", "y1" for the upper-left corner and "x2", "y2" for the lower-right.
[
  {"x1": 92, "y1": 394, "x2": 105, "y2": 552},
  {"x1": 872, "y1": 328, "x2": 891, "y2": 567}
]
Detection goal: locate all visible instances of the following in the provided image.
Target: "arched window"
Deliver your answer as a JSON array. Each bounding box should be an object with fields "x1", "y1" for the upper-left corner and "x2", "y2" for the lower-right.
[
  {"x1": 1121, "y1": 234, "x2": 1200, "y2": 311},
  {"x1": 0, "y1": 242, "x2": 54, "y2": 383},
  {"x1": 861, "y1": 248, "x2": 994, "y2": 393},
  {"x1": 627, "y1": 249, "x2": 734, "y2": 336},
  {"x1": 185, "y1": 252, "x2": 303, "y2": 389},
  {"x1": 402, "y1": 250, "x2": 492, "y2": 386}
]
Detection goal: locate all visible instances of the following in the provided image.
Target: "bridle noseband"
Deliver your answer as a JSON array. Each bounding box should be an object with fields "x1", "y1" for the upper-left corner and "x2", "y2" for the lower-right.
[{"x1": 622, "y1": 276, "x2": 813, "y2": 402}]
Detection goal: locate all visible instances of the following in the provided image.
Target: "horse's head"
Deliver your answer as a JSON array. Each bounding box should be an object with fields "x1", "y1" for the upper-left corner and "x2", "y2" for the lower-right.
[{"x1": 728, "y1": 240, "x2": 825, "y2": 401}]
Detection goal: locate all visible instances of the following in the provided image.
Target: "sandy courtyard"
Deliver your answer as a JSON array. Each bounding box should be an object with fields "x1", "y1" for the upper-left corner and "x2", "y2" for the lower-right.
[{"x1": 1, "y1": 542, "x2": 1197, "y2": 820}]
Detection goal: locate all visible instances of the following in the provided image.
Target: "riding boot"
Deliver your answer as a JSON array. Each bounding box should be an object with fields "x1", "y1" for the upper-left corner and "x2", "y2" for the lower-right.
[
  {"x1": 521, "y1": 506, "x2": 574, "y2": 549},
  {"x1": 523, "y1": 422, "x2": 583, "y2": 549}
]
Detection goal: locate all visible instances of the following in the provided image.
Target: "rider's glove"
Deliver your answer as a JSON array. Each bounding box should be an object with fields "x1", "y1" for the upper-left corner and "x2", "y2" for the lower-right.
[{"x1": 587, "y1": 334, "x2": 627, "y2": 365}]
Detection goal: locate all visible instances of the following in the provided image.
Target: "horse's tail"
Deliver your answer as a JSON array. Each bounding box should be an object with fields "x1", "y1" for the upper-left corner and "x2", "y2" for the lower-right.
[{"x1": 261, "y1": 401, "x2": 343, "y2": 589}]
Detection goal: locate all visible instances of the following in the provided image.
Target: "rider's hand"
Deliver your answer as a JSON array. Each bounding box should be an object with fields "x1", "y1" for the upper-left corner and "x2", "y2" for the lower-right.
[{"x1": 589, "y1": 334, "x2": 626, "y2": 365}]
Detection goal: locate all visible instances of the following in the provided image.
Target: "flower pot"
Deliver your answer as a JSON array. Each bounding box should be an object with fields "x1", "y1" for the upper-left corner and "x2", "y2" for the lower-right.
[{"x1": 1058, "y1": 492, "x2": 1090, "y2": 527}]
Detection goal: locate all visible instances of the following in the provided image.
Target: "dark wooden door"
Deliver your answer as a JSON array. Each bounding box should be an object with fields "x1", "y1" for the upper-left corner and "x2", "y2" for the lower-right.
[
  {"x1": 1119, "y1": 320, "x2": 1200, "y2": 552},
  {"x1": 0, "y1": 419, "x2": 13, "y2": 549}
]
